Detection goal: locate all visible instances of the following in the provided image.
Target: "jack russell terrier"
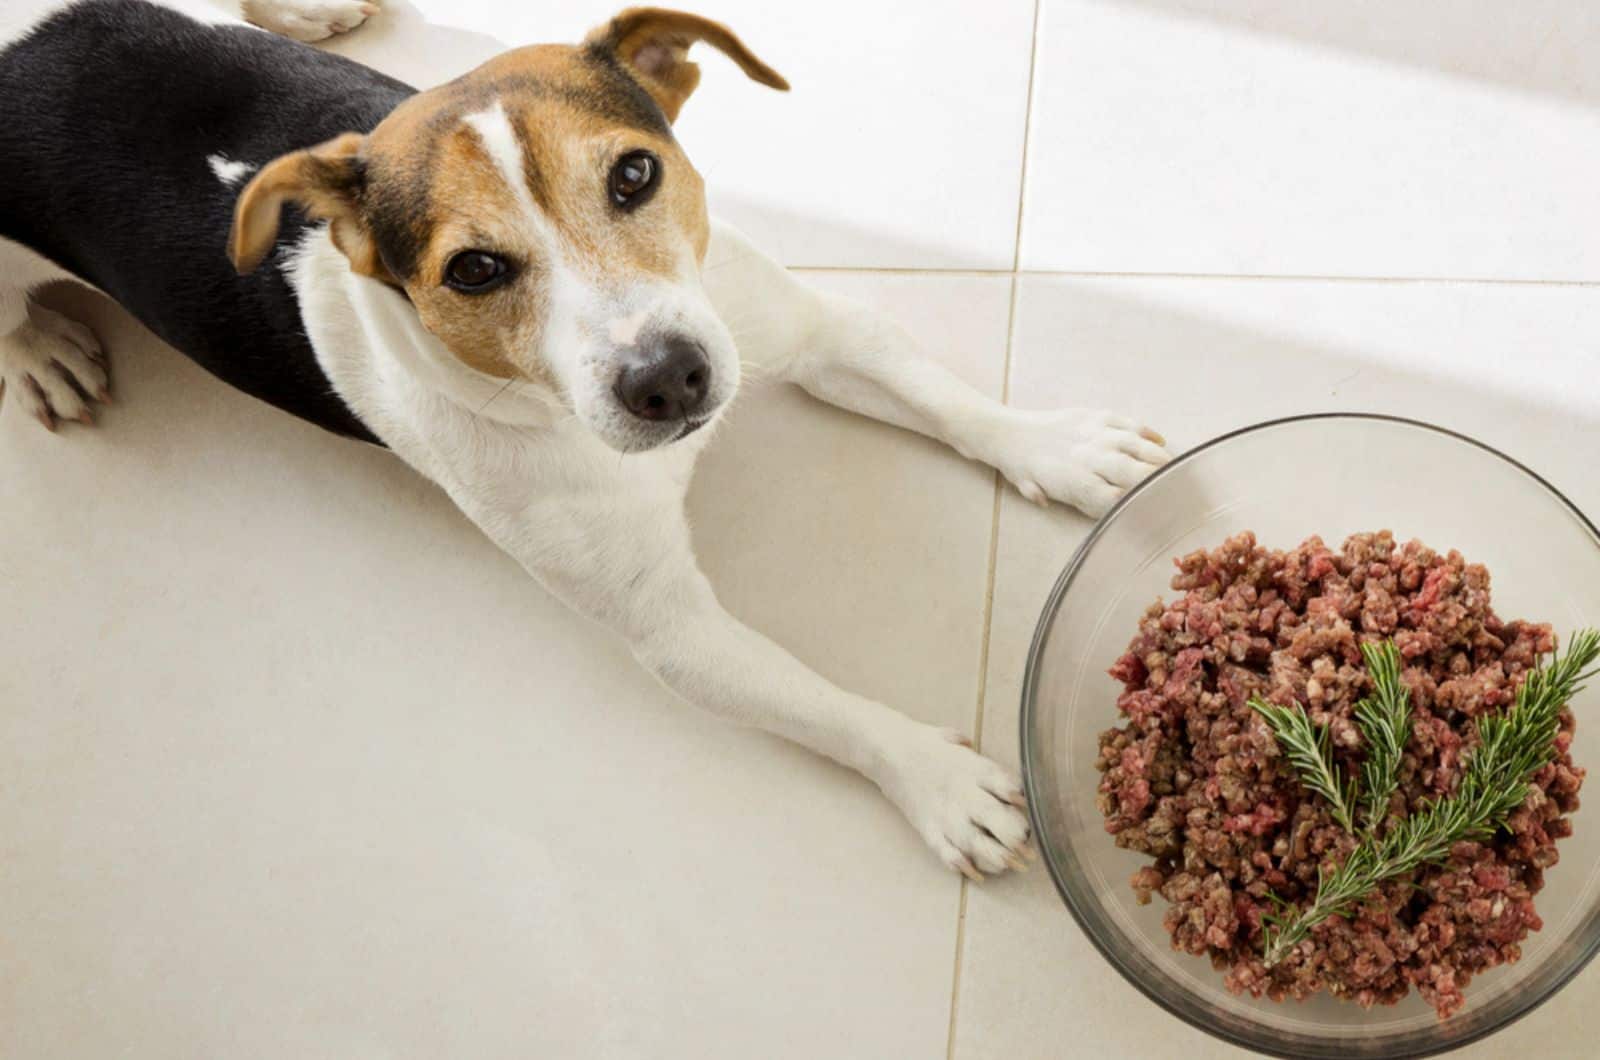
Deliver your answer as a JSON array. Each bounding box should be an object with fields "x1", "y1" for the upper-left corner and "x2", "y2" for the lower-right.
[{"x1": 0, "y1": 0, "x2": 1171, "y2": 878}]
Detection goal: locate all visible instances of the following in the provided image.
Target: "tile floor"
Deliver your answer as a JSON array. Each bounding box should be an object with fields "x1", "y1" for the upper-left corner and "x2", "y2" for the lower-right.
[{"x1": 3, "y1": 1, "x2": 1598, "y2": 1057}]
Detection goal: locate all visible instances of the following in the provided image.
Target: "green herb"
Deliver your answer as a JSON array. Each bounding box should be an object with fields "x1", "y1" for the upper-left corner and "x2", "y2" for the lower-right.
[
  {"x1": 1260, "y1": 629, "x2": 1600, "y2": 967},
  {"x1": 1249, "y1": 696, "x2": 1358, "y2": 834},
  {"x1": 1353, "y1": 640, "x2": 1411, "y2": 830}
]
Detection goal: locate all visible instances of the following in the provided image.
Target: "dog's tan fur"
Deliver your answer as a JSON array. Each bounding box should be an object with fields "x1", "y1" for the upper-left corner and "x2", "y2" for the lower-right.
[{"x1": 230, "y1": 7, "x2": 785, "y2": 383}]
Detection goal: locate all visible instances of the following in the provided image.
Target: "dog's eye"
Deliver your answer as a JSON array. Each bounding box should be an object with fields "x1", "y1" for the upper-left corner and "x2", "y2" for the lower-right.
[
  {"x1": 608, "y1": 151, "x2": 659, "y2": 210},
  {"x1": 444, "y1": 251, "x2": 509, "y2": 292}
]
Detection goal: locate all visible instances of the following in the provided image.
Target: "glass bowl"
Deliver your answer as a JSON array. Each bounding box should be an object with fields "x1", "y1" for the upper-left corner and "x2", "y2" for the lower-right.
[{"x1": 1020, "y1": 414, "x2": 1600, "y2": 1058}]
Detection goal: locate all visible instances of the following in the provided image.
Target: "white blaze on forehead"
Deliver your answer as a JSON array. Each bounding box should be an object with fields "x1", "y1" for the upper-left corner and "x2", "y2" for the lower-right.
[
  {"x1": 459, "y1": 98, "x2": 594, "y2": 376},
  {"x1": 460, "y1": 100, "x2": 558, "y2": 248},
  {"x1": 606, "y1": 309, "x2": 651, "y2": 347},
  {"x1": 207, "y1": 153, "x2": 256, "y2": 187}
]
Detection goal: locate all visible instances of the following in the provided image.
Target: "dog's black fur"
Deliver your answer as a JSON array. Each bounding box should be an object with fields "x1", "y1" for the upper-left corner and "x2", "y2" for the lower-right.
[{"x1": 0, "y1": 0, "x2": 415, "y2": 441}]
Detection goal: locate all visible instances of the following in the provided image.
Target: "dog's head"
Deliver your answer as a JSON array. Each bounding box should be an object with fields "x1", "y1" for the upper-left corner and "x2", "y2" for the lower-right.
[{"x1": 230, "y1": 7, "x2": 787, "y2": 451}]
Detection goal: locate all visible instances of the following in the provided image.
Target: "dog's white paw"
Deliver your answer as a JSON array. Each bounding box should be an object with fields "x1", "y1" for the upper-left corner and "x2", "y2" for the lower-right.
[
  {"x1": 243, "y1": 0, "x2": 379, "y2": 42},
  {"x1": 0, "y1": 305, "x2": 109, "y2": 432},
  {"x1": 990, "y1": 408, "x2": 1171, "y2": 519},
  {"x1": 875, "y1": 724, "x2": 1033, "y2": 879}
]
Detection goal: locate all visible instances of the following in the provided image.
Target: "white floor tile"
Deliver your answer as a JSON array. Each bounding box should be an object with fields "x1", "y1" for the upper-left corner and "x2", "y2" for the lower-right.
[
  {"x1": 952, "y1": 274, "x2": 1600, "y2": 1058},
  {"x1": 0, "y1": 273, "x2": 1010, "y2": 1059},
  {"x1": 321, "y1": 0, "x2": 1036, "y2": 270},
  {"x1": 1020, "y1": 0, "x2": 1600, "y2": 280}
]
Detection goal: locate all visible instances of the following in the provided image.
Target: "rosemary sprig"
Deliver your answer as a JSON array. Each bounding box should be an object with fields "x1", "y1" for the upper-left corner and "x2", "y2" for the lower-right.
[
  {"x1": 1354, "y1": 640, "x2": 1411, "y2": 830},
  {"x1": 1249, "y1": 696, "x2": 1358, "y2": 834},
  {"x1": 1261, "y1": 629, "x2": 1600, "y2": 967}
]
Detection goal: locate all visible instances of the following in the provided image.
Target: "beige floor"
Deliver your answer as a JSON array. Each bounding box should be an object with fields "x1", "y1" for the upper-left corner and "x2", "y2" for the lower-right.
[{"x1": 3, "y1": 2, "x2": 1599, "y2": 1058}]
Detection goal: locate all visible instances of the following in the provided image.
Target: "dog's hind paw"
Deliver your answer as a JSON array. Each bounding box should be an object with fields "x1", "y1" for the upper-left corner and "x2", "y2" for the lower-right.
[
  {"x1": 990, "y1": 408, "x2": 1172, "y2": 519},
  {"x1": 243, "y1": 0, "x2": 380, "y2": 42},
  {"x1": 875, "y1": 724, "x2": 1034, "y2": 880},
  {"x1": 0, "y1": 305, "x2": 109, "y2": 432}
]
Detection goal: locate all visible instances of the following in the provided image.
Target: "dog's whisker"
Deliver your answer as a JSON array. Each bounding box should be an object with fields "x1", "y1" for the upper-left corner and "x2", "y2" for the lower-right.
[
  {"x1": 472, "y1": 375, "x2": 518, "y2": 420},
  {"x1": 736, "y1": 359, "x2": 774, "y2": 385}
]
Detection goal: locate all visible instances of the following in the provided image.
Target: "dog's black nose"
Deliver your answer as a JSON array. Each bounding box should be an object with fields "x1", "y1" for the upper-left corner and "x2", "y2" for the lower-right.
[{"x1": 615, "y1": 336, "x2": 711, "y2": 422}]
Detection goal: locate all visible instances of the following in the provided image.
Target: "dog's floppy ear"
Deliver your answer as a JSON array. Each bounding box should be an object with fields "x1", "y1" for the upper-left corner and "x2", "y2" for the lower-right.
[
  {"x1": 229, "y1": 132, "x2": 388, "y2": 279},
  {"x1": 585, "y1": 6, "x2": 788, "y2": 122}
]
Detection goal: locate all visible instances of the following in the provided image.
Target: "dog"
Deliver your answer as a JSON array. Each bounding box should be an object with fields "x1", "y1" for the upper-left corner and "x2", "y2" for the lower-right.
[{"x1": 0, "y1": 0, "x2": 1171, "y2": 878}]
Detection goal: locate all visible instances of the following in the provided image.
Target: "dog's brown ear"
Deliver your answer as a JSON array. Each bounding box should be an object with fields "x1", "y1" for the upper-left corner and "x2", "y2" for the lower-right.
[
  {"x1": 229, "y1": 133, "x2": 387, "y2": 279},
  {"x1": 585, "y1": 7, "x2": 788, "y2": 122}
]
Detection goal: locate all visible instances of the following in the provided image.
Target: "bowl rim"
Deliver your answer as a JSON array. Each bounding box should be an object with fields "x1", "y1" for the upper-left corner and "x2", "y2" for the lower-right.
[{"x1": 1019, "y1": 411, "x2": 1600, "y2": 1059}]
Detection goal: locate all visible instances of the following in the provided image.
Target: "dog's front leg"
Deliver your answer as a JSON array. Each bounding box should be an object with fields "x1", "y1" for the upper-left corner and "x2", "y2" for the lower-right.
[
  {"x1": 444, "y1": 468, "x2": 1031, "y2": 879},
  {"x1": 703, "y1": 222, "x2": 1173, "y2": 517},
  {"x1": 628, "y1": 578, "x2": 1035, "y2": 881}
]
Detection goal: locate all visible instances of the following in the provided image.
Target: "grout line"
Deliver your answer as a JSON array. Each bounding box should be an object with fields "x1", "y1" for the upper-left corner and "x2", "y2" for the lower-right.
[
  {"x1": 789, "y1": 265, "x2": 1600, "y2": 288},
  {"x1": 1025, "y1": 269, "x2": 1600, "y2": 287},
  {"x1": 971, "y1": 274, "x2": 1022, "y2": 756},
  {"x1": 946, "y1": 272, "x2": 1023, "y2": 1060},
  {"x1": 790, "y1": 266, "x2": 1016, "y2": 279},
  {"x1": 1010, "y1": 0, "x2": 1045, "y2": 272},
  {"x1": 945, "y1": 859, "x2": 973, "y2": 1060},
  {"x1": 969, "y1": 479, "x2": 1006, "y2": 758}
]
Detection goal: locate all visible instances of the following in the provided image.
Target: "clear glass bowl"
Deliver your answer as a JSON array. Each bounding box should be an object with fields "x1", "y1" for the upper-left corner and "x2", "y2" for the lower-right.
[{"x1": 1021, "y1": 414, "x2": 1600, "y2": 1059}]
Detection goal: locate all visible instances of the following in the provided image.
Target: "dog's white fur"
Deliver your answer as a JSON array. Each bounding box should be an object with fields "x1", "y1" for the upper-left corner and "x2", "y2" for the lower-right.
[
  {"x1": 241, "y1": 0, "x2": 375, "y2": 42},
  {"x1": 0, "y1": 0, "x2": 1172, "y2": 877},
  {"x1": 207, "y1": 152, "x2": 257, "y2": 185}
]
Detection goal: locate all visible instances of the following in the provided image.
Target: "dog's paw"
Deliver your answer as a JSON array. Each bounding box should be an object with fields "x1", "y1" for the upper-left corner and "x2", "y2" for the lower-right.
[
  {"x1": 0, "y1": 305, "x2": 109, "y2": 432},
  {"x1": 243, "y1": 0, "x2": 379, "y2": 42},
  {"x1": 875, "y1": 725, "x2": 1033, "y2": 879},
  {"x1": 989, "y1": 408, "x2": 1171, "y2": 519}
]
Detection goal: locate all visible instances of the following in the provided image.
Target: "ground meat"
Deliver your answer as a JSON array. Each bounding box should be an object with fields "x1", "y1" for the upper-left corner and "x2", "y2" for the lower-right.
[{"x1": 1095, "y1": 531, "x2": 1582, "y2": 1019}]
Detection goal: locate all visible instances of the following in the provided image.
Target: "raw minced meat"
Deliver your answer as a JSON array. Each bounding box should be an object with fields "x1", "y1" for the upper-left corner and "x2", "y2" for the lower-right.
[{"x1": 1095, "y1": 530, "x2": 1583, "y2": 1019}]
